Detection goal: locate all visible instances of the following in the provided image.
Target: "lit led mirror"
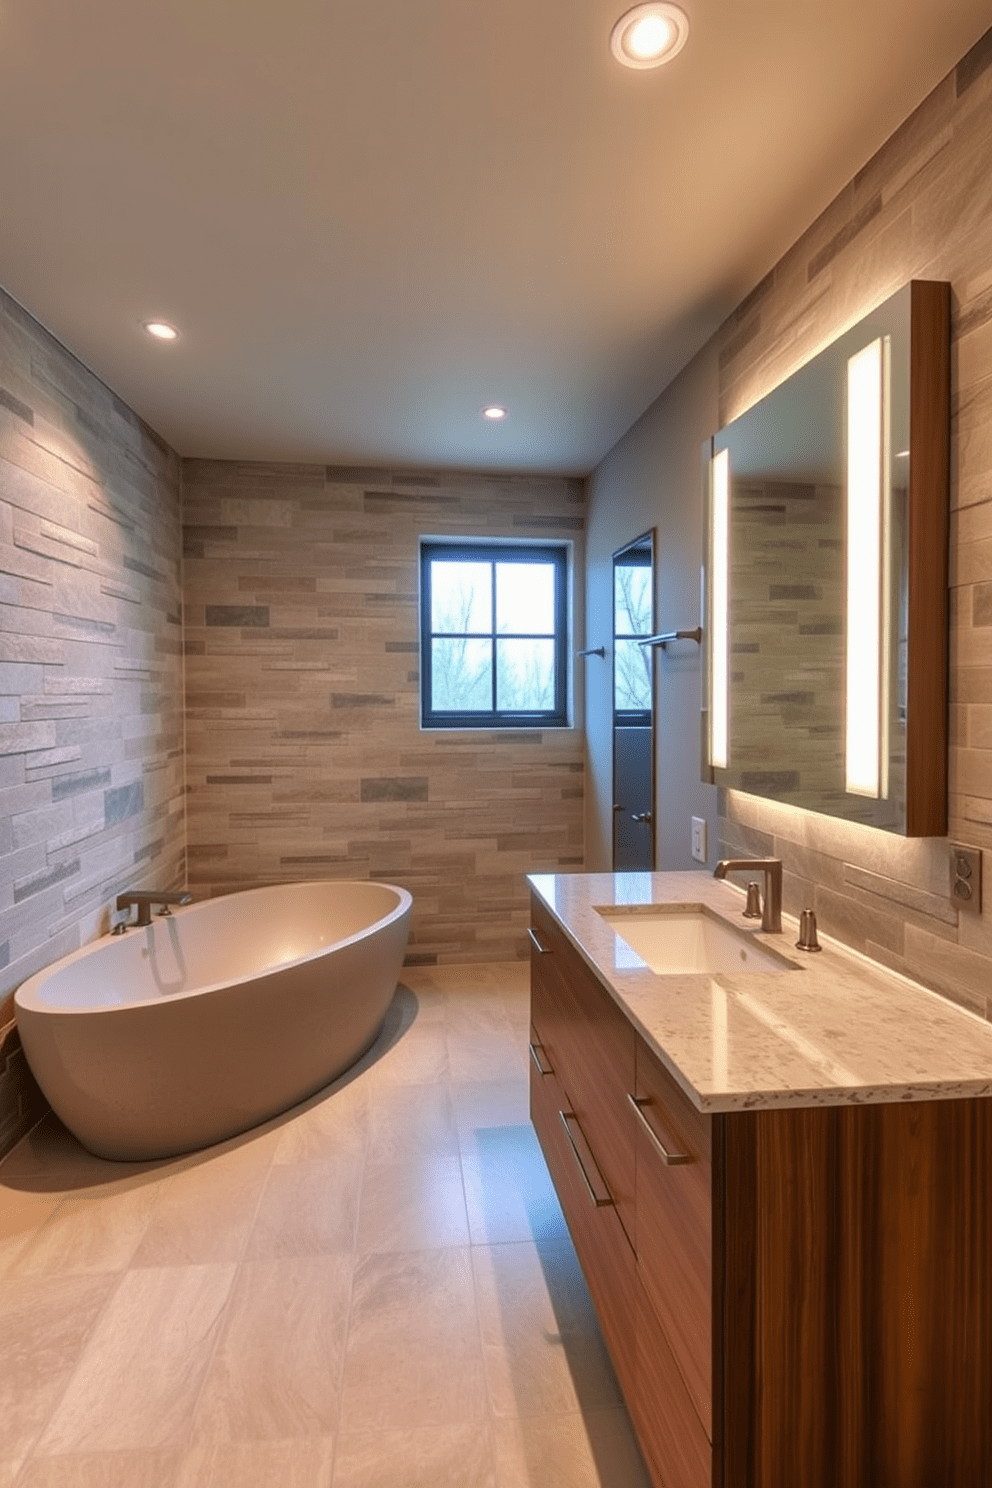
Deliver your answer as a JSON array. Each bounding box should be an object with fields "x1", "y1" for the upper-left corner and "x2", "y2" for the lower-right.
[{"x1": 702, "y1": 281, "x2": 949, "y2": 836}]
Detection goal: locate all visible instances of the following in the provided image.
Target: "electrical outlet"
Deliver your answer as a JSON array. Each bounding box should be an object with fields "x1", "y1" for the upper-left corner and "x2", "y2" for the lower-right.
[
  {"x1": 691, "y1": 816, "x2": 707, "y2": 863},
  {"x1": 950, "y1": 843, "x2": 982, "y2": 914}
]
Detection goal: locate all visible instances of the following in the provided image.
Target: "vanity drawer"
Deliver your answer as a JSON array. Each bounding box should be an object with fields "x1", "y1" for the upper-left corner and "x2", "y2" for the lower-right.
[
  {"x1": 633, "y1": 1271, "x2": 712, "y2": 1488},
  {"x1": 530, "y1": 897, "x2": 636, "y2": 1246},
  {"x1": 530, "y1": 1029, "x2": 636, "y2": 1400},
  {"x1": 634, "y1": 1036, "x2": 713, "y2": 1437},
  {"x1": 529, "y1": 907, "x2": 573, "y2": 1075}
]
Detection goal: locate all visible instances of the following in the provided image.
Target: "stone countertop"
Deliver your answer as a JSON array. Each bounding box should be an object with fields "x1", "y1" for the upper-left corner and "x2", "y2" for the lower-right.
[{"x1": 527, "y1": 870, "x2": 992, "y2": 1113}]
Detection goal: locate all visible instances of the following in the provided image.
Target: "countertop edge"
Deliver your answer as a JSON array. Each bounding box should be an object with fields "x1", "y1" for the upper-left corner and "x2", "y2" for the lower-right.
[{"x1": 527, "y1": 871, "x2": 992, "y2": 1114}]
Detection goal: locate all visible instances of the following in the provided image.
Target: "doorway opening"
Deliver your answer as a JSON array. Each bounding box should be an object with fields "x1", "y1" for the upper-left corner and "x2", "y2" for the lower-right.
[{"x1": 612, "y1": 531, "x2": 655, "y2": 871}]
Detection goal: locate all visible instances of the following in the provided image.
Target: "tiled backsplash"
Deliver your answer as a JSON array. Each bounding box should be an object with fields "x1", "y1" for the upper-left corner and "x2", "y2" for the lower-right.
[
  {"x1": 716, "y1": 30, "x2": 992, "y2": 1020},
  {"x1": 182, "y1": 461, "x2": 585, "y2": 963}
]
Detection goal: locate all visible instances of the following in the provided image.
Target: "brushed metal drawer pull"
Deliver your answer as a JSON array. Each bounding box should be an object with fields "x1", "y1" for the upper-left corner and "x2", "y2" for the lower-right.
[
  {"x1": 527, "y1": 927, "x2": 551, "y2": 955},
  {"x1": 627, "y1": 1093, "x2": 694, "y2": 1166},
  {"x1": 559, "y1": 1110, "x2": 615, "y2": 1208},
  {"x1": 529, "y1": 1041, "x2": 553, "y2": 1077}
]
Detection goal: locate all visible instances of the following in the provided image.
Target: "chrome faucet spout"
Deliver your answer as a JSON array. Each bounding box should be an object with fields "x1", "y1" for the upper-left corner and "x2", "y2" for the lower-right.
[
  {"x1": 713, "y1": 858, "x2": 783, "y2": 934},
  {"x1": 116, "y1": 890, "x2": 193, "y2": 929}
]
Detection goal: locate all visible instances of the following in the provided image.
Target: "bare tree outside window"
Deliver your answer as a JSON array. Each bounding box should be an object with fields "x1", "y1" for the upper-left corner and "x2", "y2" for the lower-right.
[
  {"x1": 430, "y1": 562, "x2": 491, "y2": 711},
  {"x1": 614, "y1": 561, "x2": 652, "y2": 711},
  {"x1": 421, "y1": 544, "x2": 567, "y2": 727}
]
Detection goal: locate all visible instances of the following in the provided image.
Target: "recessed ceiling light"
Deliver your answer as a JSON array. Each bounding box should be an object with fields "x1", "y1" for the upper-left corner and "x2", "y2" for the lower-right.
[
  {"x1": 610, "y1": 3, "x2": 689, "y2": 70},
  {"x1": 142, "y1": 320, "x2": 180, "y2": 341},
  {"x1": 482, "y1": 405, "x2": 507, "y2": 421}
]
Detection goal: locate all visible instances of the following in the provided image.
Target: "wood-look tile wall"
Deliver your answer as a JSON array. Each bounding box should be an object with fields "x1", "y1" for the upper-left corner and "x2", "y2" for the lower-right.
[
  {"x1": 717, "y1": 28, "x2": 992, "y2": 1020},
  {"x1": 0, "y1": 287, "x2": 186, "y2": 1157},
  {"x1": 182, "y1": 462, "x2": 585, "y2": 964},
  {"x1": 727, "y1": 480, "x2": 847, "y2": 811}
]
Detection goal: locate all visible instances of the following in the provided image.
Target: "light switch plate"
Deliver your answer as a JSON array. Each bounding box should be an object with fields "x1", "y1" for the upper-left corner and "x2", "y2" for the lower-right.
[
  {"x1": 950, "y1": 843, "x2": 982, "y2": 914},
  {"x1": 691, "y1": 816, "x2": 707, "y2": 863}
]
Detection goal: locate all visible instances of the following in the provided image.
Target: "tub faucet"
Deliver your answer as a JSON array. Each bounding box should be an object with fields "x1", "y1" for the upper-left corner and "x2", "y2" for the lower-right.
[
  {"x1": 713, "y1": 858, "x2": 782, "y2": 934},
  {"x1": 116, "y1": 890, "x2": 193, "y2": 929}
]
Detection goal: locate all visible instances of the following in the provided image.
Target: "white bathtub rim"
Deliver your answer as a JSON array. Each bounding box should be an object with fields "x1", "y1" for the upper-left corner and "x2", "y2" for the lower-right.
[{"x1": 14, "y1": 879, "x2": 413, "y2": 1017}]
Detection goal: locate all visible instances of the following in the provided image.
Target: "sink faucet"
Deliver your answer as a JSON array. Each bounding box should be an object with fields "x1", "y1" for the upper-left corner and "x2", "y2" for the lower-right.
[
  {"x1": 116, "y1": 890, "x2": 193, "y2": 929},
  {"x1": 713, "y1": 858, "x2": 782, "y2": 934}
]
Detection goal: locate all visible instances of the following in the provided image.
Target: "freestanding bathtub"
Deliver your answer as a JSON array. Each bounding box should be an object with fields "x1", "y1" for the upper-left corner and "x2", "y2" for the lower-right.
[{"x1": 14, "y1": 880, "x2": 412, "y2": 1161}]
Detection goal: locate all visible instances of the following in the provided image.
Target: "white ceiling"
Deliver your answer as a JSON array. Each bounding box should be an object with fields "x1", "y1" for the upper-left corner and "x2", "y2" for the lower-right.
[{"x1": 0, "y1": 1, "x2": 988, "y2": 475}]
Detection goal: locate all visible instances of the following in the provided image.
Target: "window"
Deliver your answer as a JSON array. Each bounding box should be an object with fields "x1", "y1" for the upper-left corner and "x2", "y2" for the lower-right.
[
  {"x1": 613, "y1": 537, "x2": 654, "y2": 721},
  {"x1": 420, "y1": 541, "x2": 568, "y2": 729}
]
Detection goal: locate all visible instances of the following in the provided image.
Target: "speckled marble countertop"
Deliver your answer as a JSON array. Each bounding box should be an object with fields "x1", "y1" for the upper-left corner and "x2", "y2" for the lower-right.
[{"x1": 528, "y1": 871, "x2": 992, "y2": 1113}]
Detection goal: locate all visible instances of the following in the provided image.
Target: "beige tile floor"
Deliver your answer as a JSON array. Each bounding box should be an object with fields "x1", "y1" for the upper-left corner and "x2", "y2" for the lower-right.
[{"x1": 0, "y1": 963, "x2": 651, "y2": 1488}]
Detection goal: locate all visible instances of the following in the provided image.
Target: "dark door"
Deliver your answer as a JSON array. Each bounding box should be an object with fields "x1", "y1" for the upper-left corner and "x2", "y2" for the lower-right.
[{"x1": 612, "y1": 532, "x2": 655, "y2": 871}]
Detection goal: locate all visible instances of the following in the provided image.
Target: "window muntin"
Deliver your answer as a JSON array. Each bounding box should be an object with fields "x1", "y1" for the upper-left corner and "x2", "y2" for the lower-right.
[{"x1": 420, "y1": 542, "x2": 568, "y2": 728}]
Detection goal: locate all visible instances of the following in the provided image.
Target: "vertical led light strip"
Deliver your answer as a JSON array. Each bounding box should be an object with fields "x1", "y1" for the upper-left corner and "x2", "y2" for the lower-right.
[
  {"x1": 845, "y1": 338, "x2": 888, "y2": 797},
  {"x1": 879, "y1": 335, "x2": 892, "y2": 802},
  {"x1": 710, "y1": 447, "x2": 730, "y2": 770}
]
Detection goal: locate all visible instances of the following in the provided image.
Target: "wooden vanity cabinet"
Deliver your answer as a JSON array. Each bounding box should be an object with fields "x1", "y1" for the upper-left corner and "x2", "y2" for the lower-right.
[
  {"x1": 529, "y1": 894, "x2": 992, "y2": 1488},
  {"x1": 528, "y1": 1012, "x2": 638, "y2": 1398},
  {"x1": 631, "y1": 1038, "x2": 714, "y2": 1455},
  {"x1": 633, "y1": 1270, "x2": 713, "y2": 1488},
  {"x1": 719, "y1": 1097, "x2": 992, "y2": 1488},
  {"x1": 529, "y1": 896, "x2": 637, "y2": 1397},
  {"x1": 529, "y1": 897, "x2": 636, "y2": 1245}
]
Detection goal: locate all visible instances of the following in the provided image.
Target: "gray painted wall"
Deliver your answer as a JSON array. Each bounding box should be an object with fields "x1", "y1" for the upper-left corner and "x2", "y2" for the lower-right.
[{"x1": 585, "y1": 349, "x2": 719, "y2": 873}]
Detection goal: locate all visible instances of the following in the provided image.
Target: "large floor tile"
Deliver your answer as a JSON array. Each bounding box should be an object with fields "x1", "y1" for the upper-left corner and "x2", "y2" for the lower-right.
[
  {"x1": 179, "y1": 1125, "x2": 283, "y2": 1176},
  {"x1": 375, "y1": 983, "x2": 432, "y2": 1038},
  {"x1": 272, "y1": 1079, "x2": 371, "y2": 1166},
  {"x1": 369, "y1": 1022, "x2": 449, "y2": 1087},
  {"x1": 446, "y1": 1030, "x2": 525, "y2": 1085},
  {"x1": 355, "y1": 1156, "x2": 469, "y2": 1253},
  {"x1": 497, "y1": 966, "x2": 531, "y2": 1026},
  {"x1": 36, "y1": 1264, "x2": 236, "y2": 1456},
  {"x1": 366, "y1": 1082, "x2": 459, "y2": 1162},
  {"x1": 500, "y1": 1001, "x2": 532, "y2": 1038},
  {"x1": 332, "y1": 1423, "x2": 496, "y2": 1488},
  {"x1": 244, "y1": 1157, "x2": 363, "y2": 1259},
  {"x1": 11, "y1": 1184, "x2": 160, "y2": 1277},
  {"x1": 450, "y1": 1080, "x2": 532, "y2": 1159},
  {"x1": 191, "y1": 1255, "x2": 353, "y2": 1442},
  {"x1": 130, "y1": 1153, "x2": 270, "y2": 1267},
  {"x1": 338, "y1": 1248, "x2": 486, "y2": 1433},
  {"x1": 174, "y1": 1438, "x2": 335, "y2": 1487},
  {"x1": 494, "y1": 961, "x2": 529, "y2": 990},
  {"x1": 461, "y1": 1137, "x2": 569, "y2": 1246},
  {"x1": 443, "y1": 995, "x2": 513, "y2": 1037},
  {"x1": 390, "y1": 977, "x2": 448, "y2": 1024},
  {"x1": 0, "y1": 961, "x2": 653, "y2": 1488},
  {"x1": 0, "y1": 1188, "x2": 61, "y2": 1278},
  {"x1": 402, "y1": 965, "x2": 503, "y2": 998},
  {"x1": 0, "y1": 1273, "x2": 118, "y2": 1466},
  {"x1": 472, "y1": 1240, "x2": 622, "y2": 1419},
  {"x1": 491, "y1": 1409, "x2": 652, "y2": 1488},
  {"x1": 15, "y1": 1451, "x2": 181, "y2": 1486},
  {"x1": 511, "y1": 1026, "x2": 533, "y2": 1066},
  {"x1": 0, "y1": 1114, "x2": 169, "y2": 1193}
]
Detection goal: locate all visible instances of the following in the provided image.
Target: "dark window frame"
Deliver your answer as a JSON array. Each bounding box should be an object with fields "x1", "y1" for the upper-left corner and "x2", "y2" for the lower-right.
[{"x1": 419, "y1": 540, "x2": 569, "y2": 730}]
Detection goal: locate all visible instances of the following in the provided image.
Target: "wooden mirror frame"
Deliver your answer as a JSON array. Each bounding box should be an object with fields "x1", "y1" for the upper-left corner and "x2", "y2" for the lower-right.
[{"x1": 702, "y1": 280, "x2": 950, "y2": 837}]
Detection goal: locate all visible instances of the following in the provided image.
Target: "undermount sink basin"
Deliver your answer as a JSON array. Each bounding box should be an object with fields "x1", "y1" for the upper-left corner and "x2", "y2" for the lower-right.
[{"x1": 597, "y1": 905, "x2": 799, "y2": 975}]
